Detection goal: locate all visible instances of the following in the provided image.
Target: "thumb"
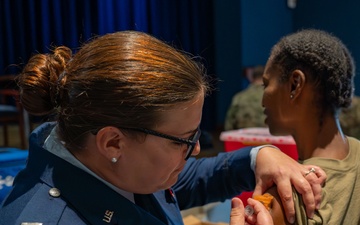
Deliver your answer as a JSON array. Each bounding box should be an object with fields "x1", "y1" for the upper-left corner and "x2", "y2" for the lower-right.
[{"x1": 230, "y1": 197, "x2": 245, "y2": 225}]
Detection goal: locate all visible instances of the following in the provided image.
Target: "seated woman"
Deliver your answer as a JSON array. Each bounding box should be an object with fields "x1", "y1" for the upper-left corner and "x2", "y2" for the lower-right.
[{"x1": 260, "y1": 29, "x2": 360, "y2": 224}]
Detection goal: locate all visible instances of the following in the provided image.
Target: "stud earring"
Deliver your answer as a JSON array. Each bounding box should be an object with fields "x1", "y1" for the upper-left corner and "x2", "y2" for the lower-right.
[
  {"x1": 111, "y1": 157, "x2": 118, "y2": 163},
  {"x1": 290, "y1": 94, "x2": 294, "y2": 99}
]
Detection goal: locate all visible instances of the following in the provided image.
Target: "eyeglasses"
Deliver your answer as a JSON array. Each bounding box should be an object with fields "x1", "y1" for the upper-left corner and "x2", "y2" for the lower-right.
[{"x1": 121, "y1": 127, "x2": 201, "y2": 160}]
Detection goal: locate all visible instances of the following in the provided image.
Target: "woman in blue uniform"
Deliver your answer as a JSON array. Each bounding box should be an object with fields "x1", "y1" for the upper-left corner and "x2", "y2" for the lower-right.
[{"x1": 0, "y1": 31, "x2": 324, "y2": 225}]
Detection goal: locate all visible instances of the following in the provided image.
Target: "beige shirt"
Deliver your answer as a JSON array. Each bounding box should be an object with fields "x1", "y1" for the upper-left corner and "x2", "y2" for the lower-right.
[{"x1": 294, "y1": 137, "x2": 360, "y2": 225}]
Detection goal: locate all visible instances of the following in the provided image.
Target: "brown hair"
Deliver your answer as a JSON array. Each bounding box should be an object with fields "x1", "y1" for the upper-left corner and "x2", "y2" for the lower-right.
[{"x1": 18, "y1": 31, "x2": 210, "y2": 151}]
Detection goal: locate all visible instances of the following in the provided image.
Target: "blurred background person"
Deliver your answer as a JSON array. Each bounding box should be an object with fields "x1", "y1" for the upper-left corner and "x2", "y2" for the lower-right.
[
  {"x1": 224, "y1": 65, "x2": 266, "y2": 130},
  {"x1": 339, "y1": 95, "x2": 360, "y2": 139}
]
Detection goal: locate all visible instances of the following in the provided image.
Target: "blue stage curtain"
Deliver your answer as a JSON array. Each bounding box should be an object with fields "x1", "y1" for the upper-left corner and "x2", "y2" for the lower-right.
[{"x1": 0, "y1": 0, "x2": 217, "y2": 129}]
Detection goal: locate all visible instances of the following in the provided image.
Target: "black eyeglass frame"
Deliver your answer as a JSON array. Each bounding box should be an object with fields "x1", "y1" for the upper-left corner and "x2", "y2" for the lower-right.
[{"x1": 121, "y1": 127, "x2": 201, "y2": 160}]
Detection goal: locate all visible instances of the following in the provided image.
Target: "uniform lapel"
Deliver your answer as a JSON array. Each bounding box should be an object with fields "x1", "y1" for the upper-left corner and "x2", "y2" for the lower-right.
[
  {"x1": 40, "y1": 151, "x2": 167, "y2": 225},
  {"x1": 134, "y1": 193, "x2": 168, "y2": 224}
]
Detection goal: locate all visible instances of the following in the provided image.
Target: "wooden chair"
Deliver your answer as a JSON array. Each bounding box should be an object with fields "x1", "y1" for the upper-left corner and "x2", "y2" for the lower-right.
[{"x1": 0, "y1": 76, "x2": 29, "y2": 149}]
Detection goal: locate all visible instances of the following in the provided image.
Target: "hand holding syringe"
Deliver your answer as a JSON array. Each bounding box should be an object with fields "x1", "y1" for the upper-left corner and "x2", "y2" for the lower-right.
[
  {"x1": 230, "y1": 194, "x2": 274, "y2": 225},
  {"x1": 245, "y1": 193, "x2": 274, "y2": 216}
]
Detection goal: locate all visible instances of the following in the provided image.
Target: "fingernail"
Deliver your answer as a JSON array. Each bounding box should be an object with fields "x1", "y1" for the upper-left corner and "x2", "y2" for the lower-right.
[
  {"x1": 309, "y1": 212, "x2": 314, "y2": 219},
  {"x1": 316, "y1": 203, "x2": 321, "y2": 209},
  {"x1": 231, "y1": 199, "x2": 240, "y2": 208},
  {"x1": 289, "y1": 216, "x2": 295, "y2": 224}
]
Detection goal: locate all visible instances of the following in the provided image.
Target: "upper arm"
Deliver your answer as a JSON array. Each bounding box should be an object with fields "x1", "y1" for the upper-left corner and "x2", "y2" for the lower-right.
[{"x1": 266, "y1": 186, "x2": 292, "y2": 225}]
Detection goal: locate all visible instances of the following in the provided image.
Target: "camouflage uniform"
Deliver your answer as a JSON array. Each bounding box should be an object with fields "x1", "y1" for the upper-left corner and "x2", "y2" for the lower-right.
[
  {"x1": 340, "y1": 96, "x2": 360, "y2": 139},
  {"x1": 224, "y1": 84, "x2": 266, "y2": 130}
]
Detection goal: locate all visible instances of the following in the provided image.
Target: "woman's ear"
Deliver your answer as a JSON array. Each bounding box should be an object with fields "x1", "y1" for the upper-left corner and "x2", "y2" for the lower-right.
[
  {"x1": 289, "y1": 70, "x2": 305, "y2": 99},
  {"x1": 95, "y1": 126, "x2": 123, "y2": 162}
]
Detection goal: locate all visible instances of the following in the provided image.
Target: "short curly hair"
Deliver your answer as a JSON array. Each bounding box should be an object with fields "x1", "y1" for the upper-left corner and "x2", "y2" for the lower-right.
[{"x1": 269, "y1": 29, "x2": 355, "y2": 110}]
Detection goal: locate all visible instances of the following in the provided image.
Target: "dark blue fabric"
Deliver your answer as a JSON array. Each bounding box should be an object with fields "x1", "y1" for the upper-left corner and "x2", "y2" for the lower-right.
[
  {"x1": 174, "y1": 146, "x2": 255, "y2": 210},
  {"x1": 0, "y1": 122, "x2": 255, "y2": 224},
  {"x1": 0, "y1": 0, "x2": 215, "y2": 74},
  {"x1": 0, "y1": 0, "x2": 217, "y2": 130}
]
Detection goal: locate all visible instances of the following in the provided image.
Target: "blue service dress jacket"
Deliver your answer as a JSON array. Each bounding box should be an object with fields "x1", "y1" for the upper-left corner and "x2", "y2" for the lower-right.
[{"x1": 0, "y1": 122, "x2": 256, "y2": 225}]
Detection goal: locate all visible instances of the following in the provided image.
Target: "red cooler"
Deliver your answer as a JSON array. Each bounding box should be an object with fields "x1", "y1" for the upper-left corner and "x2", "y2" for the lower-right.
[{"x1": 219, "y1": 127, "x2": 298, "y2": 205}]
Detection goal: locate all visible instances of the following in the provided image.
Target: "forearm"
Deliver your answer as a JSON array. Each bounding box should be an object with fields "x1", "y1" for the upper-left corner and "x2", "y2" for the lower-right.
[{"x1": 173, "y1": 147, "x2": 256, "y2": 210}]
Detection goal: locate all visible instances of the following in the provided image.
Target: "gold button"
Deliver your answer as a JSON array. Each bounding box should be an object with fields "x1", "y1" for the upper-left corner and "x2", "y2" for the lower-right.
[{"x1": 48, "y1": 188, "x2": 61, "y2": 198}]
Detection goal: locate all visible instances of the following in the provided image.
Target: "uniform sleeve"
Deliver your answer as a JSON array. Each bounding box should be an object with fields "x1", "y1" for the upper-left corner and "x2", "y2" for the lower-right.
[{"x1": 173, "y1": 146, "x2": 255, "y2": 210}]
